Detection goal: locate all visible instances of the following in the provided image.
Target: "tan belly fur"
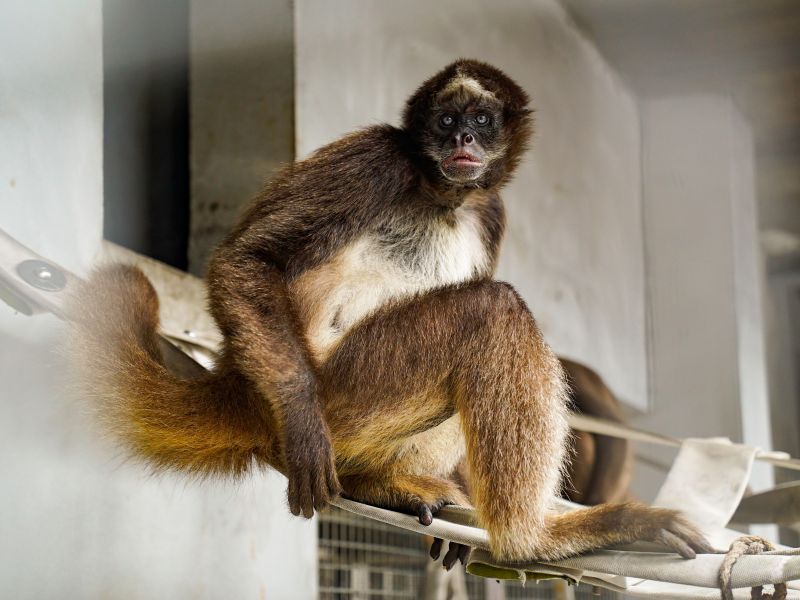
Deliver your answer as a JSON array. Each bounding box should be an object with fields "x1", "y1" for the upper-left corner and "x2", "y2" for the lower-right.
[{"x1": 288, "y1": 201, "x2": 489, "y2": 364}]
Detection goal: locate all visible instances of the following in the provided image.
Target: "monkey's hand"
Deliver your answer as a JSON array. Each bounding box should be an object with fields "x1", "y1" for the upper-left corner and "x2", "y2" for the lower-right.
[{"x1": 283, "y1": 407, "x2": 341, "y2": 518}]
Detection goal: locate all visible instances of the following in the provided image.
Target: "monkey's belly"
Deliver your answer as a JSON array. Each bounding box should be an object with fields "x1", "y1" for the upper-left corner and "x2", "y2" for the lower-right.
[
  {"x1": 333, "y1": 411, "x2": 466, "y2": 477},
  {"x1": 393, "y1": 414, "x2": 466, "y2": 478},
  {"x1": 289, "y1": 210, "x2": 489, "y2": 364}
]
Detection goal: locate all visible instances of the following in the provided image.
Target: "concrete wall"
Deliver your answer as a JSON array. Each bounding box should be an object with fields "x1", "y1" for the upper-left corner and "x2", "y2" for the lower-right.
[
  {"x1": 294, "y1": 0, "x2": 649, "y2": 409},
  {"x1": 630, "y1": 94, "x2": 773, "y2": 503},
  {"x1": 0, "y1": 2, "x2": 314, "y2": 598},
  {"x1": 0, "y1": 2, "x2": 103, "y2": 273},
  {"x1": 189, "y1": 0, "x2": 295, "y2": 275},
  {"x1": 103, "y1": 0, "x2": 190, "y2": 270}
]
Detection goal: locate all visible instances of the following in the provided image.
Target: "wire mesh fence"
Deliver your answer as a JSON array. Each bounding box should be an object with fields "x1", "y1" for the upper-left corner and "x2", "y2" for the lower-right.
[{"x1": 318, "y1": 506, "x2": 624, "y2": 599}]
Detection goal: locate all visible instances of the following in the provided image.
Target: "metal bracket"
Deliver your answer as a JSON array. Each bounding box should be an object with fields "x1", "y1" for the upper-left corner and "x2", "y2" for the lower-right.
[
  {"x1": 0, "y1": 228, "x2": 78, "y2": 317},
  {"x1": 0, "y1": 226, "x2": 205, "y2": 376},
  {"x1": 16, "y1": 259, "x2": 67, "y2": 292}
]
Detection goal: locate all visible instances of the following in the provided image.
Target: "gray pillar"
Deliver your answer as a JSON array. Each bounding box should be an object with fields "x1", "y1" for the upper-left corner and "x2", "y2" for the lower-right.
[
  {"x1": 632, "y1": 94, "x2": 774, "y2": 508},
  {"x1": 189, "y1": 0, "x2": 295, "y2": 275}
]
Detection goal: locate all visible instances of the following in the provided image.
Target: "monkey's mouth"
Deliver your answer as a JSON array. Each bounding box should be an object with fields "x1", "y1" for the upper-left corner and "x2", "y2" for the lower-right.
[{"x1": 443, "y1": 151, "x2": 484, "y2": 168}]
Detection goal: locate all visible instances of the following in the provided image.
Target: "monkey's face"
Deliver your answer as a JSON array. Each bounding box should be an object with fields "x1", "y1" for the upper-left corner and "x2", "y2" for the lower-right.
[
  {"x1": 429, "y1": 97, "x2": 504, "y2": 184},
  {"x1": 403, "y1": 60, "x2": 533, "y2": 192}
]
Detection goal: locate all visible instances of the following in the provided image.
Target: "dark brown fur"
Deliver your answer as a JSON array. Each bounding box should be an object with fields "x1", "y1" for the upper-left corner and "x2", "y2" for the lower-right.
[
  {"x1": 70, "y1": 59, "x2": 711, "y2": 561},
  {"x1": 561, "y1": 358, "x2": 634, "y2": 505}
]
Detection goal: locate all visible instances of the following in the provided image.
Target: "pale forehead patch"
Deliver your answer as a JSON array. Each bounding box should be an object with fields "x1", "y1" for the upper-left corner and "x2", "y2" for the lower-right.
[{"x1": 438, "y1": 75, "x2": 496, "y2": 102}]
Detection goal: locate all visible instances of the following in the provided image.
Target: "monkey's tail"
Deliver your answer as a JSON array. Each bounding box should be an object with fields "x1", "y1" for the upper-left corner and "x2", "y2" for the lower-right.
[{"x1": 67, "y1": 264, "x2": 276, "y2": 478}]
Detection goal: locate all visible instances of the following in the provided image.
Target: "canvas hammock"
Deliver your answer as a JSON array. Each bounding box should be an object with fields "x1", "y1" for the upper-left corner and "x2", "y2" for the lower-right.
[{"x1": 2, "y1": 227, "x2": 800, "y2": 599}]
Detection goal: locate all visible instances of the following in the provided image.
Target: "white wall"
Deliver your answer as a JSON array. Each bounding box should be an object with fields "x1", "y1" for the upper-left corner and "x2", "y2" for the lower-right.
[
  {"x1": 0, "y1": 2, "x2": 314, "y2": 598},
  {"x1": 631, "y1": 94, "x2": 774, "y2": 504},
  {"x1": 0, "y1": 2, "x2": 103, "y2": 272},
  {"x1": 294, "y1": 0, "x2": 649, "y2": 408}
]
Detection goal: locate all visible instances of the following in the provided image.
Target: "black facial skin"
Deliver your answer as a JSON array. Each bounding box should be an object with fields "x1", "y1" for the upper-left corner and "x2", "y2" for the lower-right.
[
  {"x1": 402, "y1": 60, "x2": 534, "y2": 199},
  {"x1": 432, "y1": 104, "x2": 503, "y2": 184}
]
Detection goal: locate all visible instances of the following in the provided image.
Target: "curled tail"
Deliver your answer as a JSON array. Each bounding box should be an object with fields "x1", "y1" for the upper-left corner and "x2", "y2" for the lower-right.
[{"x1": 68, "y1": 264, "x2": 277, "y2": 478}]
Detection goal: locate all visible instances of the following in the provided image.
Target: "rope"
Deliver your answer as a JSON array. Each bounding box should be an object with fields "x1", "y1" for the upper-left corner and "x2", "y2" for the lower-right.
[{"x1": 718, "y1": 536, "x2": 788, "y2": 600}]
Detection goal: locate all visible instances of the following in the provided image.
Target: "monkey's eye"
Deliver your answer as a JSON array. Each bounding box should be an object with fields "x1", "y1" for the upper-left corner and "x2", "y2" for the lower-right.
[
  {"x1": 475, "y1": 113, "x2": 489, "y2": 125},
  {"x1": 439, "y1": 114, "x2": 455, "y2": 128}
]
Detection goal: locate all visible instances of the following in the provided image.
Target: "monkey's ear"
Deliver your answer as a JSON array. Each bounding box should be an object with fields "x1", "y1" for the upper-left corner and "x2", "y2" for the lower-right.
[
  {"x1": 504, "y1": 98, "x2": 534, "y2": 118},
  {"x1": 504, "y1": 106, "x2": 535, "y2": 127}
]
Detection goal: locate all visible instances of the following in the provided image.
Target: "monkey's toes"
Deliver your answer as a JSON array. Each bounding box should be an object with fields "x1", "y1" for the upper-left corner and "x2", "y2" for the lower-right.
[
  {"x1": 443, "y1": 541, "x2": 471, "y2": 570},
  {"x1": 416, "y1": 504, "x2": 432, "y2": 526},
  {"x1": 430, "y1": 538, "x2": 471, "y2": 570},
  {"x1": 657, "y1": 516, "x2": 716, "y2": 559},
  {"x1": 420, "y1": 499, "x2": 472, "y2": 569},
  {"x1": 655, "y1": 529, "x2": 696, "y2": 559},
  {"x1": 430, "y1": 537, "x2": 444, "y2": 559},
  {"x1": 415, "y1": 497, "x2": 458, "y2": 526}
]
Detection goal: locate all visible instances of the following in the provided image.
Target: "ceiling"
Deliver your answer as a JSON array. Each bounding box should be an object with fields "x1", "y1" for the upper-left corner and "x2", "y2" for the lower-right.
[{"x1": 564, "y1": 0, "x2": 800, "y2": 247}]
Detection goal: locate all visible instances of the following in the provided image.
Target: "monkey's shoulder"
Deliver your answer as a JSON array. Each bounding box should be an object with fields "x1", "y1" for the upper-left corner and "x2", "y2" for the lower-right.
[
  {"x1": 298, "y1": 125, "x2": 416, "y2": 183},
  {"x1": 244, "y1": 125, "x2": 416, "y2": 230}
]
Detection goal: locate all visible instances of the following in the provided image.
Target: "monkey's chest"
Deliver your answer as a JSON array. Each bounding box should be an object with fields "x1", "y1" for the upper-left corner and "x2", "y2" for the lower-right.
[{"x1": 289, "y1": 210, "x2": 489, "y2": 363}]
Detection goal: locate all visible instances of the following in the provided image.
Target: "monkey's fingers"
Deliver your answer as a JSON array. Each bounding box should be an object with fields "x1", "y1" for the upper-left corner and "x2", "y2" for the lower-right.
[
  {"x1": 286, "y1": 468, "x2": 315, "y2": 518},
  {"x1": 312, "y1": 459, "x2": 342, "y2": 513},
  {"x1": 287, "y1": 443, "x2": 342, "y2": 517},
  {"x1": 313, "y1": 462, "x2": 338, "y2": 511},
  {"x1": 326, "y1": 460, "x2": 342, "y2": 498},
  {"x1": 287, "y1": 473, "x2": 301, "y2": 516},
  {"x1": 312, "y1": 472, "x2": 330, "y2": 513},
  {"x1": 430, "y1": 538, "x2": 444, "y2": 560},
  {"x1": 299, "y1": 473, "x2": 315, "y2": 519}
]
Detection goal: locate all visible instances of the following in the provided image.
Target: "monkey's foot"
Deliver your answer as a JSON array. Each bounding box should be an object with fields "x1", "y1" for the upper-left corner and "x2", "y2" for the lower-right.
[
  {"x1": 340, "y1": 472, "x2": 469, "y2": 521},
  {"x1": 605, "y1": 503, "x2": 714, "y2": 559},
  {"x1": 651, "y1": 512, "x2": 716, "y2": 558},
  {"x1": 429, "y1": 537, "x2": 472, "y2": 570},
  {"x1": 339, "y1": 473, "x2": 471, "y2": 568},
  {"x1": 533, "y1": 502, "x2": 715, "y2": 563}
]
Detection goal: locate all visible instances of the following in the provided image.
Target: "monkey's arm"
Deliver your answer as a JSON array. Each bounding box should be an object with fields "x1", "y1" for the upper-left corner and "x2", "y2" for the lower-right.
[
  {"x1": 208, "y1": 244, "x2": 339, "y2": 518},
  {"x1": 207, "y1": 126, "x2": 415, "y2": 517}
]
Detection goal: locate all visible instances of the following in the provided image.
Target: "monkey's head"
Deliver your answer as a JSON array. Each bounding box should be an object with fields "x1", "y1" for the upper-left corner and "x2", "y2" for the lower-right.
[{"x1": 402, "y1": 59, "x2": 533, "y2": 194}]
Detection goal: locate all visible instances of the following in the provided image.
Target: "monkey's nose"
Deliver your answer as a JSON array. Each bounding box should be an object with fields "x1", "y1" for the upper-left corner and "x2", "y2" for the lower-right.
[{"x1": 463, "y1": 133, "x2": 475, "y2": 145}]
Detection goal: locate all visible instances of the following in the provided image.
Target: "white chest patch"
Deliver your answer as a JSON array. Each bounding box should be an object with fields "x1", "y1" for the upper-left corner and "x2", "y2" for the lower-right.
[{"x1": 289, "y1": 205, "x2": 489, "y2": 362}]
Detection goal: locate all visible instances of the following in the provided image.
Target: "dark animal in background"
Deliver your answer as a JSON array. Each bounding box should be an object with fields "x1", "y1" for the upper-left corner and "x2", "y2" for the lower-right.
[
  {"x1": 71, "y1": 59, "x2": 710, "y2": 565},
  {"x1": 561, "y1": 358, "x2": 633, "y2": 506}
]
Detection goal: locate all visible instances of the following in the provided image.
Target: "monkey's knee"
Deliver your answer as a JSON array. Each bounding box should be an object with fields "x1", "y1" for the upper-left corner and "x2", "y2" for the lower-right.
[
  {"x1": 471, "y1": 281, "x2": 536, "y2": 328},
  {"x1": 461, "y1": 281, "x2": 553, "y2": 362}
]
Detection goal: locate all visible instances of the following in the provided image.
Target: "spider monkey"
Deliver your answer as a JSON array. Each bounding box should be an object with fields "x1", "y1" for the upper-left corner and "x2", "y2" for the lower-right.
[{"x1": 71, "y1": 59, "x2": 712, "y2": 565}]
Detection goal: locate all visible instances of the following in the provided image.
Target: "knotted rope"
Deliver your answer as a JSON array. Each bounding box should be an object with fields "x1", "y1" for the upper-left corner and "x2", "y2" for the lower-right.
[{"x1": 718, "y1": 536, "x2": 788, "y2": 600}]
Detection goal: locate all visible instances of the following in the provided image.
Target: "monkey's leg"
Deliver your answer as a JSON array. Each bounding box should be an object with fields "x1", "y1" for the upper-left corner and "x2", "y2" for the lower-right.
[{"x1": 320, "y1": 281, "x2": 711, "y2": 562}]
